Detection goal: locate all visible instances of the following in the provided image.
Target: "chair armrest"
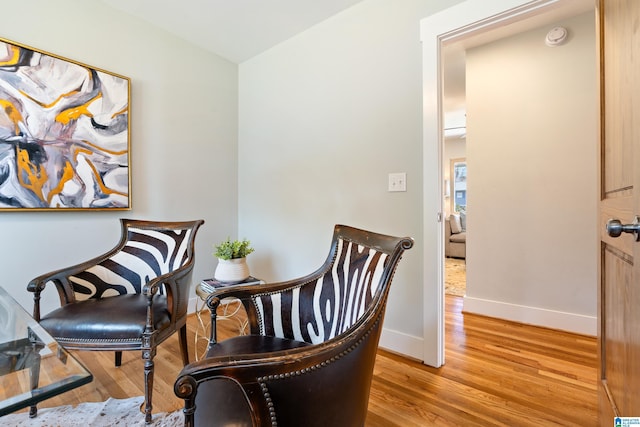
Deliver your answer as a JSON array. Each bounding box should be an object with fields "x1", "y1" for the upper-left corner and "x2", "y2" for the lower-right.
[
  {"x1": 27, "y1": 254, "x2": 115, "y2": 321},
  {"x1": 142, "y1": 260, "x2": 196, "y2": 330},
  {"x1": 27, "y1": 269, "x2": 74, "y2": 300},
  {"x1": 27, "y1": 255, "x2": 117, "y2": 320},
  {"x1": 27, "y1": 259, "x2": 98, "y2": 296},
  {"x1": 27, "y1": 239, "x2": 126, "y2": 303},
  {"x1": 203, "y1": 276, "x2": 322, "y2": 339},
  {"x1": 142, "y1": 261, "x2": 194, "y2": 297},
  {"x1": 204, "y1": 275, "x2": 318, "y2": 310}
]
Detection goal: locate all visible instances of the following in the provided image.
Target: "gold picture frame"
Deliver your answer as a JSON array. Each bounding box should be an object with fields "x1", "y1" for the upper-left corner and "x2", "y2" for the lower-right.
[{"x1": 0, "y1": 37, "x2": 130, "y2": 211}]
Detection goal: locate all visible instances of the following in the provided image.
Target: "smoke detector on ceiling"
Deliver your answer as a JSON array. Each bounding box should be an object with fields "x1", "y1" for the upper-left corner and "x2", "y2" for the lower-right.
[{"x1": 545, "y1": 26, "x2": 568, "y2": 47}]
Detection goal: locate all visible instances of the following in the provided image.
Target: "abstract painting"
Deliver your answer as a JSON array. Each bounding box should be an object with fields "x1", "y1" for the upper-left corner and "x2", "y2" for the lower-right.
[{"x1": 0, "y1": 37, "x2": 130, "y2": 210}]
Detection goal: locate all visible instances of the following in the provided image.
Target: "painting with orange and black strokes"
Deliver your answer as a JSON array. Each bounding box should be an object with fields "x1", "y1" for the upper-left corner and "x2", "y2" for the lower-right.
[{"x1": 0, "y1": 37, "x2": 130, "y2": 211}]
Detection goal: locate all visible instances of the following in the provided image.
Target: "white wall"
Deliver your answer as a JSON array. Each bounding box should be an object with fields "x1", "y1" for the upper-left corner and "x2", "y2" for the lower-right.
[
  {"x1": 0, "y1": 0, "x2": 238, "y2": 314},
  {"x1": 464, "y1": 12, "x2": 598, "y2": 334},
  {"x1": 238, "y1": 0, "x2": 464, "y2": 358}
]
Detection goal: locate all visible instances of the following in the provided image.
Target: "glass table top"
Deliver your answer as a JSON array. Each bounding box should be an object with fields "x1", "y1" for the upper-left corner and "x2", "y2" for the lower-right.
[{"x1": 0, "y1": 286, "x2": 93, "y2": 417}]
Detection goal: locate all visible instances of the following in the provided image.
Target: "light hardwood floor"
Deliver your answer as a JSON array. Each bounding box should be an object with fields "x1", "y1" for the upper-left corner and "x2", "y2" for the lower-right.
[{"x1": 20, "y1": 295, "x2": 597, "y2": 426}]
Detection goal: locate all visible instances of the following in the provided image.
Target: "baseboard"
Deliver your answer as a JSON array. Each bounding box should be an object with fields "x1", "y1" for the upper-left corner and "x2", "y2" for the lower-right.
[
  {"x1": 379, "y1": 327, "x2": 424, "y2": 361},
  {"x1": 463, "y1": 296, "x2": 597, "y2": 336}
]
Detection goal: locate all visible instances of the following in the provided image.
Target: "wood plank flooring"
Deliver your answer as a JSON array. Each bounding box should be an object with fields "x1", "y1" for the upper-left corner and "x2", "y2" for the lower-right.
[
  {"x1": 368, "y1": 297, "x2": 597, "y2": 426},
  {"x1": 14, "y1": 295, "x2": 597, "y2": 426}
]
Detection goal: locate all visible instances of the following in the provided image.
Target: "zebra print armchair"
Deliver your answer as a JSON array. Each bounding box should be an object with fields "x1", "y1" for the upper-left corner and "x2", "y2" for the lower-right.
[
  {"x1": 27, "y1": 218, "x2": 204, "y2": 424},
  {"x1": 174, "y1": 224, "x2": 413, "y2": 427}
]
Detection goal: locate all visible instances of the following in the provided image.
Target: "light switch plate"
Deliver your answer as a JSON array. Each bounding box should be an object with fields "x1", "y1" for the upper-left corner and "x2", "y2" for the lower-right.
[{"x1": 388, "y1": 173, "x2": 406, "y2": 192}]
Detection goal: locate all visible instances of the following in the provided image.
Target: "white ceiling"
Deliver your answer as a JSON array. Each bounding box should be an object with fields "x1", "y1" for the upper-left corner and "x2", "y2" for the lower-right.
[
  {"x1": 99, "y1": 0, "x2": 593, "y2": 128},
  {"x1": 99, "y1": 0, "x2": 366, "y2": 63}
]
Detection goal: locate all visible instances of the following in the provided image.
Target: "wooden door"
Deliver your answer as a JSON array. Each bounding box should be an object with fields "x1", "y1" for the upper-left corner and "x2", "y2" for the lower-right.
[{"x1": 599, "y1": 0, "x2": 640, "y2": 423}]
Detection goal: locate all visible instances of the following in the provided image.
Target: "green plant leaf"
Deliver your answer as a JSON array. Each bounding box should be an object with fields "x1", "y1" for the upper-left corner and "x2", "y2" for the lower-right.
[{"x1": 213, "y1": 237, "x2": 254, "y2": 260}]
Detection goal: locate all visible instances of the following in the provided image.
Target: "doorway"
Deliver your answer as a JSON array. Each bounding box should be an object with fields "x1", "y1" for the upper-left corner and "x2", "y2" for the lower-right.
[{"x1": 421, "y1": 0, "x2": 597, "y2": 368}]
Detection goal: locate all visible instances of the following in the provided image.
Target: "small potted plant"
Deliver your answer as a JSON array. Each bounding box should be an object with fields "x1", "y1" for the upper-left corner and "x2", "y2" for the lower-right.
[{"x1": 213, "y1": 237, "x2": 254, "y2": 283}]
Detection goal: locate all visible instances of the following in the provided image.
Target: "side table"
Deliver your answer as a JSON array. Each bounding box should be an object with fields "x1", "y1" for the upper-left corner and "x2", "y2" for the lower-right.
[{"x1": 194, "y1": 276, "x2": 263, "y2": 361}]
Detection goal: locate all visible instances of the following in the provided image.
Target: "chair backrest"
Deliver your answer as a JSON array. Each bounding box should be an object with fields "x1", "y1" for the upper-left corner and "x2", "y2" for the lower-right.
[
  {"x1": 176, "y1": 225, "x2": 412, "y2": 427},
  {"x1": 69, "y1": 219, "x2": 201, "y2": 300},
  {"x1": 250, "y1": 225, "x2": 412, "y2": 345}
]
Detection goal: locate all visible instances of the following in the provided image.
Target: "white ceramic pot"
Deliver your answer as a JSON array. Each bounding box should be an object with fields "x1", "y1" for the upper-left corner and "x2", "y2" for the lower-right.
[{"x1": 214, "y1": 257, "x2": 250, "y2": 283}]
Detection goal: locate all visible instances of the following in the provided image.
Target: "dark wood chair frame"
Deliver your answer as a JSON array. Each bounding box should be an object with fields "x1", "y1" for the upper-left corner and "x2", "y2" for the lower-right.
[
  {"x1": 174, "y1": 224, "x2": 413, "y2": 427},
  {"x1": 28, "y1": 218, "x2": 204, "y2": 424}
]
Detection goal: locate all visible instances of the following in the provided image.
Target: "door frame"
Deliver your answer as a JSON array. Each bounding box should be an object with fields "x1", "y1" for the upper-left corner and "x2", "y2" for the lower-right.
[{"x1": 420, "y1": 0, "x2": 589, "y2": 367}]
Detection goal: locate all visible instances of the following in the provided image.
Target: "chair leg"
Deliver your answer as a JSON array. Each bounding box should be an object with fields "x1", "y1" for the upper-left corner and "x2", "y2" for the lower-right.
[
  {"x1": 115, "y1": 351, "x2": 122, "y2": 367},
  {"x1": 29, "y1": 348, "x2": 41, "y2": 418},
  {"x1": 143, "y1": 358, "x2": 154, "y2": 424},
  {"x1": 179, "y1": 324, "x2": 189, "y2": 365}
]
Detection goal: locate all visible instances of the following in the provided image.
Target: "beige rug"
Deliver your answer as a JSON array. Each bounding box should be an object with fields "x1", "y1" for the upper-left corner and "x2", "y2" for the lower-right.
[
  {"x1": 445, "y1": 257, "x2": 466, "y2": 297},
  {"x1": 0, "y1": 397, "x2": 182, "y2": 426}
]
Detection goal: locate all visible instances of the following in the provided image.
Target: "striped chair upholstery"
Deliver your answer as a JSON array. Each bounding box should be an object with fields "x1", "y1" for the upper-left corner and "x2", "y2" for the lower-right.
[
  {"x1": 175, "y1": 225, "x2": 413, "y2": 427},
  {"x1": 28, "y1": 219, "x2": 204, "y2": 424},
  {"x1": 69, "y1": 225, "x2": 198, "y2": 300},
  {"x1": 253, "y1": 237, "x2": 389, "y2": 344}
]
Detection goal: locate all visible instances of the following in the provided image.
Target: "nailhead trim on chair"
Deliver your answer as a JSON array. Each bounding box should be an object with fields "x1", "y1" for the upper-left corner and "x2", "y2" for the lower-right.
[
  {"x1": 256, "y1": 315, "x2": 381, "y2": 427},
  {"x1": 54, "y1": 337, "x2": 141, "y2": 344}
]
